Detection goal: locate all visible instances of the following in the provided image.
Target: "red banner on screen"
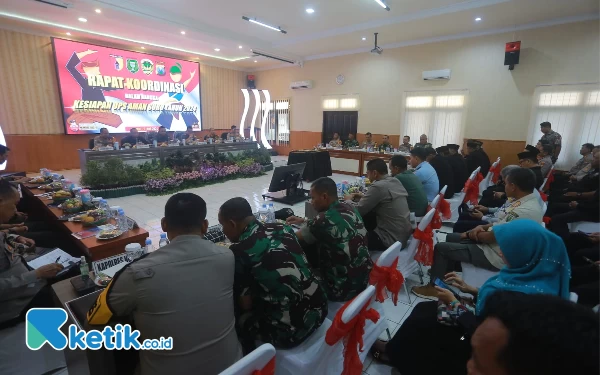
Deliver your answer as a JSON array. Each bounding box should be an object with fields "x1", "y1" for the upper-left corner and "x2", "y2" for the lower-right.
[{"x1": 52, "y1": 38, "x2": 202, "y2": 135}]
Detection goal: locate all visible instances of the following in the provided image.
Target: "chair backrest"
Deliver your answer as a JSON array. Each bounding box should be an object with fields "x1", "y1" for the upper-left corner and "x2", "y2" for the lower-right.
[
  {"x1": 569, "y1": 292, "x2": 578, "y2": 303},
  {"x1": 342, "y1": 285, "x2": 376, "y2": 323},
  {"x1": 219, "y1": 343, "x2": 276, "y2": 375},
  {"x1": 439, "y1": 185, "x2": 447, "y2": 196},
  {"x1": 539, "y1": 177, "x2": 549, "y2": 192},
  {"x1": 542, "y1": 202, "x2": 548, "y2": 216},
  {"x1": 403, "y1": 208, "x2": 436, "y2": 259},
  {"x1": 473, "y1": 166, "x2": 481, "y2": 176},
  {"x1": 430, "y1": 194, "x2": 441, "y2": 210},
  {"x1": 376, "y1": 242, "x2": 401, "y2": 268},
  {"x1": 546, "y1": 165, "x2": 555, "y2": 178}
]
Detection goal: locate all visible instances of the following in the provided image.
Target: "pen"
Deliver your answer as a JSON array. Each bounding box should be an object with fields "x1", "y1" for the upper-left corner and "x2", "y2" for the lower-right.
[{"x1": 55, "y1": 256, "x2": 61, "y2": 263}]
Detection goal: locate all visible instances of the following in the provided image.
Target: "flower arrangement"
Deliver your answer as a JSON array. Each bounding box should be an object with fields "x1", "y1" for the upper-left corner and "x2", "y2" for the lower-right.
[{"x1": 145, "y1": 158, "x2": 263, "y2": 195}]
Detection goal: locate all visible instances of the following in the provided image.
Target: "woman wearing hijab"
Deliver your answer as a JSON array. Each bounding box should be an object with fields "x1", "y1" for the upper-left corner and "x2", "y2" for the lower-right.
[{"x1": 370, "y1": 219, "x2": 571, "y2": 375}]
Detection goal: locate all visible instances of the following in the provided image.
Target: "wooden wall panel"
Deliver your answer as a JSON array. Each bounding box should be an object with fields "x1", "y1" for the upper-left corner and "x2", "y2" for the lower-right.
[
  {"x1": 200, "y1": 64, "x2": 248, "y2": 130},
  {"x1": 0, "y1": 30, "x2": 64, "y2": 134},
  {"x1": 470, "y1": 139, "x2": 526, "y2": 167}
]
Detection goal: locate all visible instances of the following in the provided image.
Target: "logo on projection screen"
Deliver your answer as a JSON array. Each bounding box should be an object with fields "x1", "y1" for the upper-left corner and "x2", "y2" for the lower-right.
[{"x1": 0, "y1": 124, "x2": 6, "y2": 170}]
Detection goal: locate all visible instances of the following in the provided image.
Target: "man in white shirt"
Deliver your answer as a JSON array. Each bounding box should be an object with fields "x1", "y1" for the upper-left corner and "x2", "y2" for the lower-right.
[{"x1": 412, "y1": 168, "x2": 543, "y2": 300}]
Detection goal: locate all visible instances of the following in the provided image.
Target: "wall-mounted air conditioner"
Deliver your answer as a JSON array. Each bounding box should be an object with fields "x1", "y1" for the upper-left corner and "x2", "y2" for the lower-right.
[
  {"x1": 290, "y1": 80, "x2": 313, "y2": 90},
  {"x1": 422, "y1": 69, "x2": 451, "y2": 80}
]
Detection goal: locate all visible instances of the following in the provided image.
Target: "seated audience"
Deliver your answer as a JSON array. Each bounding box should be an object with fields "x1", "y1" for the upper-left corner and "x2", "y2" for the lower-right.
[
  {"x1": 570, "y1": 263, "x2": 599, "y2": 308},
  {"x1": 218, "y1": 198, "x2": 327, "y2": 350},
  {"x1": 469, "y1": 292, "x2": 598, "y2": 375},
  {"x1": 535, "y1": 139, "x2": 550, "y2": 152},
  {"x1": 564, "y1": 231, "x2": 600, "y2": 265},
  {"x1": 413, "y1": 134, "x2": 432, "y2": 149},
  {"x1": 549, "y1": 149, "x2": 599, "y2": 202},
  {"x1": 93, "y1": 127, "x2": 115, "y2": 148},
  {"x1": 362, "y1": 132, "x2": 374, "y2": 149},
  {"x1": 88, "y1": 193, "x2": 241, "y2": 374},
  {"x1": 464, "y1": 140, "x2": 491, "y2": 176},
  {"x1": 524, "y1": 144, "x2": 539, "y2": 154},
  {"x1": 347, "y1": 159, "x2": 411, "y2": 250},
  {"x1": 538, "y1": 144, "x2": 554, "y2": 177},
  {"x1": 120, "y1": 128, "x2": 148, "y2": 146},
  {"x1": 0, "y1": 180, "x2": 65, "y2": 329},
  {"x1": 389, "y1": 155, "x2": 428, "y2": 217},
  {"x1": 409, "y1": 147, "x2": 439, "y2": 201},
  {"x1": 446, "y1": 143, "x2": 469, "y2": 193},
  {"x1": 477, "y1": 165, "x2": 518, "y2": 208},
  {"x1": 517, "y1": 151, "x2": 543, "y2": 189},
  {"x1": 398, "y1": 135, "x2": 412, "y2": 153},
  {"x1": 425, "y1": 147, "x2": 455, "y2": 198},
  {"x1": 155, "y1": 126, "x2": 170, "y2": 143},
  {"x1": 344, "y1": 133, "x2": 359, "y2": 148},
  {"x1": 412, "y1": 168, "x2": 543, "y2": 299},
  {"x1": 287, "y1": 177, "x2": 372, "y2": 302},
  {"x1": 378, "y1": 135, "x2": 392, "y2": 152},
  {"x1": 553, "y1": 144, "x2": 598, "y2": 191},
  {"x1": 204, "y1": 127, "x2": 219, "y2": 141},
  {"x1": 328, "y1": 132, "x2": 342, "y2": 147},
  {"x1": 371, "y1": 220, "x2": 571, "y2": 375},
  {"x1": 548, "y1": 189, "x2": 599, "y2": 240}
]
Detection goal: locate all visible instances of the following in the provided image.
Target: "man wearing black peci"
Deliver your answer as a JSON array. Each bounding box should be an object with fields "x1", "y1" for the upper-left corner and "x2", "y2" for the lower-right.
[
  {"x1": 517, "y1": 151, "x2": 543, "y2": 190},
  {"x1": 446, "y1": 144, "x2": 469, "y2": 192},
  {"x1": 121, "y1": 128, "x2": 149, "y2": 146}
]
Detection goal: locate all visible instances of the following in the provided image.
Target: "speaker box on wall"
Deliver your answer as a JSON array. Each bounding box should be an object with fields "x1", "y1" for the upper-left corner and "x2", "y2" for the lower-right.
[
  {"x1": 247, "y1": 74, "x2": 256, "y2": 89},
  {"x1": 504, "y1": 41, "x2": 521, "y2": 70}
]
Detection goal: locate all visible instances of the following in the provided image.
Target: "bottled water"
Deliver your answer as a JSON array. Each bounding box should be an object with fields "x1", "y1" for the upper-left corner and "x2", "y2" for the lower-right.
[
  {"x1": 80, "y1": 256, "x2": 89, "y2": 279},
  {"x1": 258, "y1": 204, "x2": 269, "y2": 223},
  {"x1": 117, "y1": 209, "x2": 128, "y2": 232},
  {"x1": 153, "y1": 139, "x2": 158, "y2": 147},
  {"x1": 159, "y1": 233, "x2": 169, "y2": 248},
  {"x1": 144, "y1": 238, "x2": 153, "y2": 254},
  {"x1": 99, "y1": 199, "x2": 110, "y2": 212},
  {"x1": 268, "y1": 203, "x2": 275, "y2": 223}
]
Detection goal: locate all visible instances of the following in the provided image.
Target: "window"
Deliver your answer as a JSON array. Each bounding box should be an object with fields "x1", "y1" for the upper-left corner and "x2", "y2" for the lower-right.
[
  {"x1": 262, "y1": 99, "x2": 290, "y2": 147},
  {"x1": 321, "y1": 94, "x2": 360, "y2": 110},
  {"x1": 402, "y1": 90, "x2": 468, "y2": 148},
  {"x1": 526, "y1": 84, "x2": 600, "y2": 169}
]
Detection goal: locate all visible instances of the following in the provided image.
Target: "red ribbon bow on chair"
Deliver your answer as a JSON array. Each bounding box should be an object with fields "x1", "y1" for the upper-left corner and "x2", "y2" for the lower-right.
[
  {"x1": 489, "y1": 162, "x2": 502, "y2": 184},
  {"x1": 369, "y1": 258, "x2": 404, "y2": 305},
  {"x1": 436, "y1": 193, "x2": 452, "y2": 220},
  {"x1": 251, "y1": 358, "x2": 275, "y2": 375},
  {"x1": 463, "y1": 173, "x2": 484, "y2": 205},
  {"x1": 546, "y1": 170, "x2": 555, "y2": 189},
  {"x1": 539, "y1": 191, "x2": 548, "y2": 202},
  {"x1": 428, "y1": 205, "x2": 442, "y2": 230},
  {"x1": 413, "y1": 225, "x2": 434, "y2": 266},
  {"x1": 325, "y1": 300, "x2": 380, "y2": 375}
]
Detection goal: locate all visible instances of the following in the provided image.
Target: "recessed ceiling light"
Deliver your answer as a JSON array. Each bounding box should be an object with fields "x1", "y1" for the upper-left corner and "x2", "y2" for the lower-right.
[
  {"x1": 66, "y1": 32, "x2": 71, "y2": 36},
  {"x1": 78, "y1": 17, "x2": 87, "y2": 22},
  {"x1": 306, "y1": 8, "x2": 315, "y2": 14},
  {"x1": 95, "y1": 9, "x2": 101, "y2": 14},
  {"x1": 239, "y1": 45, "x2": 243, "y2": 49},
  {"x1": 214, "y1": 48, "x2": 220, "y2": 52},
  {"x1": 362, "y1": 37, "x2": 366, "y2": 41},
  {"x1": 475, "y1": 17, "x2": 482, "y2": 21},
  {"x1": 181, "y1": 31, "x2": 186, "y2": 35},
  {"x1": 141, "y1": 46, "x2": 145, "y2": 49},
  {"x1": 254, "y1": 60, "x2": 257, "y2": 63}
]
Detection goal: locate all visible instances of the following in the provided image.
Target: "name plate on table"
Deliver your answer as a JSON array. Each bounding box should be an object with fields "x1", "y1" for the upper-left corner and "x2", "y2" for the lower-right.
[
  {"x1": 167, "y1": 143, "x2": 180, "y2": 147},
  {"x1": 98, "y1": 146, "x2": 114, "y2": 151},
  {"x1": 136, "y1": 144, "x2": 150, "y2": 149},
  {"x1": 92, "y1": 253, "x2": 133, "y2": 275}
]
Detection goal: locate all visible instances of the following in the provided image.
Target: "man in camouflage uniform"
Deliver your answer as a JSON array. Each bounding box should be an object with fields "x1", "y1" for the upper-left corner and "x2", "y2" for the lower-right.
[
  {"x1": 287, "y1": 177, "x2": 373, "y2": 302},
  {"x1": 219, "y1": 197, "x2": 327, "y2": 351},
  {"x1": 412, "y1": 134, "x2": 432, "y2": 149},
  {"x1": 344, "y1": 133, "x2": 360, "y2": 148},
  {"x1": 539, "y1": 121, "x2": 562, "y2": 163}
]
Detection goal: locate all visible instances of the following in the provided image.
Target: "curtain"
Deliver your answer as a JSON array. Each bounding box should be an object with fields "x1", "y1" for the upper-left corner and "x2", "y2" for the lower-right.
[
  {"x1": 402, "y1": 90, "x2": 468, "y2": 148},
  {"x1": 526, "y1": 83, "x2": 600, "y2": 169}
]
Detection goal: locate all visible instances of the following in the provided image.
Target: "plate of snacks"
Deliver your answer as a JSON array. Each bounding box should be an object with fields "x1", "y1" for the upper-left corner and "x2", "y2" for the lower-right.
[
  {"x1": 41, "y1": 182, "x2": 64, "y2": 191},
  {"x1": 52, "y1": 190, "x2": 72, "y2": 203},
  {"x1": 215, "y1": 241, "x2": 231, "y2": 247},
  {"x1": 29, "y1": 176, "x2": 48, "y2": 184},
  {"x1": 80, "y1": 210, "x2": 108, "y2": 227},
  {"x1": 96, "y1": 229, "x2": 122, "y2": 240},
  {"x1": 90, "y1": 271, "x2": 112, "y2": 287},
  {"x1": 61, "y1": 198, "x2": 83, "y2": 213}
]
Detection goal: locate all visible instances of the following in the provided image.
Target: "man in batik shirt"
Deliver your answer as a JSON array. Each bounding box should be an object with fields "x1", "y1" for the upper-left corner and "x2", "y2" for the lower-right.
[
  {"x1": 219, "y1": 197, "x2": 327, "y2": 351},
  {"x1": 287, "y1": 177, "x2": 373, "y2": 302}
]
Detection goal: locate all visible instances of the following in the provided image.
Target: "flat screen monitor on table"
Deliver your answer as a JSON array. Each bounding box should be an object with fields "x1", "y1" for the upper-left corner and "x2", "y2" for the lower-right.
[
  {"x1": 264, "y1": 163, "x2": 309, "y2": 205},
  {"x1": 52, "y1": 38, "x2": 202, "y2": 135}
]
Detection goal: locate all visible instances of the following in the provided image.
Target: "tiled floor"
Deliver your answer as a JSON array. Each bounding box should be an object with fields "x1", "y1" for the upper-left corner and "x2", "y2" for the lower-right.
[{"x1": 47, "y1": 156, "x2": 447, "y2": 375}]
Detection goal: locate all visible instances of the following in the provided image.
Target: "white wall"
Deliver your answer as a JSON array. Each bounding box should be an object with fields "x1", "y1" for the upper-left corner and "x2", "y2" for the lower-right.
[{"x1": 254, "y1": 20, "x2": 600, "y2": 140}]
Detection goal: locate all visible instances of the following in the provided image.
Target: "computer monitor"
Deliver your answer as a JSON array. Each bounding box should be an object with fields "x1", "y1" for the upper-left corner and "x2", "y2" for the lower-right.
[{"x1": 263, "y1": 163, "x2": 309, "y2": 205}]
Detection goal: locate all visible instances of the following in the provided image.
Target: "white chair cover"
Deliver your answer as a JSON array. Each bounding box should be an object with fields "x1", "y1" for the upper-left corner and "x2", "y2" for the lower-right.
[{"x1": 220, "y1": 343, "x2": 276, "y2": 375}]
